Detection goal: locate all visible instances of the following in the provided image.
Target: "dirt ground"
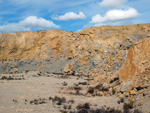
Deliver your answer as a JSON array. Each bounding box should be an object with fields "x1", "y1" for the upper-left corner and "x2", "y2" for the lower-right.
[{"x1": 0, "y1": 71, "x2": 148, "y2": 113}]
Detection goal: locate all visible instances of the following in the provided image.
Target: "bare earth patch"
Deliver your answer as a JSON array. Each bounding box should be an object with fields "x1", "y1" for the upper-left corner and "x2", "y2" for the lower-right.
[{"x1": 0, "y1": 71, "x2": 149, "y2": 113}]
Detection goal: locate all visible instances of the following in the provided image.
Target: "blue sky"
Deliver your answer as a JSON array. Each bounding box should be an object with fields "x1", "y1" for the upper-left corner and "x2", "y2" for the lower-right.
[{"x1": 0, "y1": 0, "x2": 150, "y2": 33}]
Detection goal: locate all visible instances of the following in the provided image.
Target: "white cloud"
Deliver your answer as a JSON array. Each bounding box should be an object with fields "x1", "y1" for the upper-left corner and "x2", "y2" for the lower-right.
[
  {"x1": 0, "y1": 16, "x2": 60, "y2": 33},
  {"x1": 20, "y1": 16, "x2": 59, "y2": 29},
  {"x1": 0, "y1": 23, "x2": 30, "y2": 33},
  {"x1": 91, "y1": 8, "x2": 140, "y2": 24},
  {"x1": 99, "y1": 0, "x2": 128, "y2": 8},
  {"x1": 53, "y1": 12, "x2": 86, "y2": 21}
]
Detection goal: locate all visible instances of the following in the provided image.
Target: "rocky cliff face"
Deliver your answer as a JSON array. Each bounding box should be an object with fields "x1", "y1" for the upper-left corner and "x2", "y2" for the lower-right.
[
  {"x1": 90, "y1": 37, "x2": 150, "y2": 108},
  {"x1": 0, "y1": 24, "x2": 150, "y2": 77}
]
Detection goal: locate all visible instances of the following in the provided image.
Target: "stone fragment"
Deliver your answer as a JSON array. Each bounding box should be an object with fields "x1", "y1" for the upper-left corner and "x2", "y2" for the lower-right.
[
  {"x1": 130, "y1": 90, "x2": 137, "y2": 95},
  {"x1": 86, "y1": 93, "x2": 92, "y2": 97}
]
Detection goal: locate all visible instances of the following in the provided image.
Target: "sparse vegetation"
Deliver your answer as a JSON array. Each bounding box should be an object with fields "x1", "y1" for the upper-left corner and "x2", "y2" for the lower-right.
[
  {"x1": 94, "y1": 84, "x2": 109, "y2": 92},
  {"x1": 112, "y1": 88, "x2": 116, "y2": 95},
  {"x1": 118, "y1": 98, "x2": 124, "y2": 104},
  {"x1": 0, "y1": 76, "x2": 25, "y2": 80},
  {"x1": 76, "y1": 103, "x2": 90, "y2": 110},
  {"x1": 63, "y1": 105, "x2": 67, "y2": 109},
  {"x1": 123, "y1": 101, "x2": 134, "y2": 110},
  {"x1": 62, "y1": 82, "x2": 68, "y2": 86},
  {"x1": 133, "y1": 109, "x2": 142, "y2": 113},
  {"x1": 73, "y1": 86, "x2": 82, "y2": 95},
  {"x1": 120, "y1": 98, "x2": 124, "y2": 103},
  {"x1": 68, "y1": 99, "x2": 74, "y2": 104},
  {"x1": 29, "y1": 98, "x2": 46, "y2": 105},
  {"x1": 95, "y1": 84, "x2": 103, "y2": 90},
  {"x1": 78, "y1": 82, "x2": 87, "y2": 85},
  {"x1": 89, "y1": 107, "x2": 122, "y2": 113},
  {"x1": 68, "y1": 104, "x2": 72, "y2": 109},
  {"x1": 48, "y1": 95, "x2": 74, "y2": 110},
  {"x1": 87, "y1": 87, "x2": 94, "y2": 94},
  {"x1": 53, "y1": 96, "x2": 66, "y2": 104},
  {"x1": 47, "y1": 72, "x2": 50, "y2": 74},
  {"x1": 61, "y1": 110, "x2": 68, "y2": 113},
  {"x1": 78, "y1": 109, "x2": 88, "y2": 113},
  {"x1": 118, "y1": 100, "x2": 121, "y2": 104},
  {"x1": 73, "y1": 105, "x2": 123, "y2": 113}
]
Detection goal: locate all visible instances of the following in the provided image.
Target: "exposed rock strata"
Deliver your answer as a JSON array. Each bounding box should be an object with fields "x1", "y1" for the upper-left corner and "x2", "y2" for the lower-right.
[{"x1": 0, "y1": 24, "x2": 150, "y2": 76}]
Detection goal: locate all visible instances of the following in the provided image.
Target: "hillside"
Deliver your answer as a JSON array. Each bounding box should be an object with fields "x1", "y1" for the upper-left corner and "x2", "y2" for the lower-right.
[
  {"x1": 0, "y1": 23, "x2": 150, "y2": 112},
  {"x1": 0, "y1": 24, "x2": 150, "y2": 75}
]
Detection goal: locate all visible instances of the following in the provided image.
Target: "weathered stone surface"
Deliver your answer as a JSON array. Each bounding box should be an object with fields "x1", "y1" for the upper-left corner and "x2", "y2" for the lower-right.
[
  {"x1": 130, "y1": 90, "x2": 138, "y2": 95},
  {"x1": 120, "y1": 80, "x2": 133, "y2": 92},
  {"x1": 119, "y1": 93, "x2": 125, "y2": 98},
  {"x1": 118, "y1": 38, "x2": 150, "y2": 82},
  {"x1": 0, "y1": 24, "x2": 150, "y2": 75}
]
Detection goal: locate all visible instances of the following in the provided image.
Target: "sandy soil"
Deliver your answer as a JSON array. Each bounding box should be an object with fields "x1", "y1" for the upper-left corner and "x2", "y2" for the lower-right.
[{"x1": 0, "y1": 71, "x2": 131, "y2": 113}]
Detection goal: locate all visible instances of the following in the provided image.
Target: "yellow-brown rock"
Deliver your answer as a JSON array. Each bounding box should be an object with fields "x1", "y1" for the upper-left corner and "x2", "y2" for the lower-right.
[
  {"x1": 0, "y1": 23, "x2": 150, "y2": 76},
  {"x1": 119, "y1": 93, "x2": 125, "y2": 98},
  {"x1": 118, "y1": 38, "x2": 150, "y2": 82},
  {"x1": 130, "y1": 90, "x2": 138, "y2": 95}
]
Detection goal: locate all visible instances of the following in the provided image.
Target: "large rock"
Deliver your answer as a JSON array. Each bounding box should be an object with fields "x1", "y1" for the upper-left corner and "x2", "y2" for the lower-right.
[{"x1": 118, "y1": 37, "x2": 150, "y2": 82}]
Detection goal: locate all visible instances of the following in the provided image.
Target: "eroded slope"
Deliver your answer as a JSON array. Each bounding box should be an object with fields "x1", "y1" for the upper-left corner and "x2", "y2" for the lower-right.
[{"x1": 0, "y1": 24, "x2": 150, "y2": 76}]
